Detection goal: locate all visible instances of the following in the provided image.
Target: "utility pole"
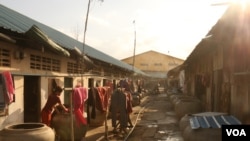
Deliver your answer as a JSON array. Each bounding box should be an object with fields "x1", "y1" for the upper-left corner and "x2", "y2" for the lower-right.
[
  {"x1": 81, "y1": 0, "x2": 91, "y2": 77},
  {"x1": 83, "y1": 0, "x2": 91, "y2": 56},
  {"x1": 132, "y1": 20, "x2": 136, "y2": 71},
  {"x1": 70, "y1": 1, "x2": 91, "y2": 141}
]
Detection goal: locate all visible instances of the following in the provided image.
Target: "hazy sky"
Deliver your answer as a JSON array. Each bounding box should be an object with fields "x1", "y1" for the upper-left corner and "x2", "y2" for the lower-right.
[{"x1": 0, "y1": 0, "x2": 228, "y2": 60}]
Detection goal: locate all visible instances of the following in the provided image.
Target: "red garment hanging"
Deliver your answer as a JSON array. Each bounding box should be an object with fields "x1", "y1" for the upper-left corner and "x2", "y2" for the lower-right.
[{"x1": 2, "y1": 71, "x2": 15, "y2": 104}]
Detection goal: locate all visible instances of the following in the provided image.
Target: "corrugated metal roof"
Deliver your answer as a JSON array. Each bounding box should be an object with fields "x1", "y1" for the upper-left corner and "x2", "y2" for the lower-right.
[
  {"x1": 0, "y1": 4, "x2": 146, "y2": 75},
  {"x1": 189, "y1": 112, "x2": 241, "y2": 129}
]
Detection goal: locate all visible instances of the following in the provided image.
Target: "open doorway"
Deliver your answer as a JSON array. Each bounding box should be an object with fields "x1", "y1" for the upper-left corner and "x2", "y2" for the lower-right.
[
  {"x1": 24, "y1": 76, "x2": 40, "y2": 122},
  {"x1": 88, "y1": 78, "x2": 94, "y2": 88}
]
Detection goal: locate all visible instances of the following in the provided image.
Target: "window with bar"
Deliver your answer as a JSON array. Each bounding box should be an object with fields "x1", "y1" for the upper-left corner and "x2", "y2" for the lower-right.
[{"x1": 30, "y1": 54, "x2": 61, "y2": 72}]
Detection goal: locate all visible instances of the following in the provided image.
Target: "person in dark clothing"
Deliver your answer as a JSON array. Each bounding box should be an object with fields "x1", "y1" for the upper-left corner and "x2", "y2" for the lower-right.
[{"x1": 110, "y1": 80, "x2": 128, "y2": 134}]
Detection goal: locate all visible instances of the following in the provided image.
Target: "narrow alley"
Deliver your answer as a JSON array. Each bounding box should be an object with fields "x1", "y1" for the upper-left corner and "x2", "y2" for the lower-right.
[
  {"x1": 128, "y1": 93, "x2": 183, "y2": 141},
  {"x1": 85, "y1": 90, "x2": 184, "y2": 141}
]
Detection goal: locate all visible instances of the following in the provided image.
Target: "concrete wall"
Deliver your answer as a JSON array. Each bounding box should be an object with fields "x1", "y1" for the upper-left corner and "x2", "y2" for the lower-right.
[
  {"x1": 0, "y1": 41, "x2": 121, "y2": 129},
  {"x1": 122, "y1": 51, "x2": 184, "y2": 72},
  {"x1": 0, "y1": 76, "x2": 24, "y2": 129}
]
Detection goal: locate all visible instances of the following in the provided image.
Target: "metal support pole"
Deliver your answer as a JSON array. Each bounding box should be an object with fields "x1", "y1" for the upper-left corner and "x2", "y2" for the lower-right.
[
  {"x1": 81, "y1": 0, "x2": 91, "y2": 83},
  {"x1": 83, "y1": 0, "x2": 91, "y2": 55},
  {"x1": 132, "y1": 20, "x2": 136, "y2": 72},
  {"x1": 104, "y1": 93, "x2": 110, "y2": 140},
  {"x1": 70, "y1": 89, "x2": 74, "y2": 141}
]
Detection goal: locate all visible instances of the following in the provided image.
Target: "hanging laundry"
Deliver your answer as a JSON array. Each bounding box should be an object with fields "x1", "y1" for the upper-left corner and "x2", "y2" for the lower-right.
[
  {"x1": 110, "y1": 80, "x2": 128, "y2": 131},
  {"x1": 96, "y1": 87, "x2": 106, "y2": 112},
  {"x1": 104, "y1": 80, "x2": 113, "y2": 111},
  {"x1": 2, "y1": 71, "x2": 15, "y2": 104},
  {"x1": 96, "y1": 87, "x2": 103, "y2": 111},
  {"x1": 87, "y1": 86, "x2": 111, "y2": 123},
  {"x1": 87, "y1": 87, "x2": 97, "y2": 122},
  {"x1": 72, "y1": 84, "x2": 88, "y2": 126},
  {"x1": 102, "y1": 87, "x2": 110, "y2": 111}
]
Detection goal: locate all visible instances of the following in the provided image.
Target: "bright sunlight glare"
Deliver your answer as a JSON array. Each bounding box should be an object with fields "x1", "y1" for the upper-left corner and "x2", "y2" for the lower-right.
[
  {"x1": 230, "y1": 0, "x2": 250, "y2": 11},
  {"x1": 231, "y1": 0, "x2": 250, "y2": 5}
]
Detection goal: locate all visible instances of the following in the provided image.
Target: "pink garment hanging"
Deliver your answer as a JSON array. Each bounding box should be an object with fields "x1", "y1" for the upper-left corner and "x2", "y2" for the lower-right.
[
  {"x1": 2, "y1": 71, "x2": 15, "y2": 104},
  {"x1": 72, "y1": 86, "x2": 88, "y2": 126},
  {"x1": 73, "y1": 86, "x2": 88, "y2": 109}
]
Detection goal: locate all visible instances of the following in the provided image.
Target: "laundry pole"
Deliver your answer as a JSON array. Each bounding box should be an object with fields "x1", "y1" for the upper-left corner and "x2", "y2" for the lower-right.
[
  {"x1": 104, "y1": 87, "x2": 111, "y2": 140},
  {"x1": 70, "y1": 89, "x2": 74, "y2": 141}
]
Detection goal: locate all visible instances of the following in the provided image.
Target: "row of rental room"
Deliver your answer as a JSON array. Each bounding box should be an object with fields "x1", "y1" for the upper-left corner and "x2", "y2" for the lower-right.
[{"x1": 0, "y1": 4, "x2": 147, "y2": 129}]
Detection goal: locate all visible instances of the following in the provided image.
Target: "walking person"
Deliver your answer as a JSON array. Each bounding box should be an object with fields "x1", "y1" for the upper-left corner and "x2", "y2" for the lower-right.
[{"x1": 41, "y1": 86, "x2": 68, "y2": 127}]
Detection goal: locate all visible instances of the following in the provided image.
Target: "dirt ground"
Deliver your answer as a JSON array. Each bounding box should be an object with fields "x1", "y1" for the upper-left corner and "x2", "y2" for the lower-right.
[{"x1": 85, "y1": 92, "x2": 184, "y2": 141}]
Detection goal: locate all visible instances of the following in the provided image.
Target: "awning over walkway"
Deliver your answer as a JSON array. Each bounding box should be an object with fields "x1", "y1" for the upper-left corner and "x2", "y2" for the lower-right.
[
  {"x1": 25, "y1": 25, "x2": 70, "y2": 57},
  {"x1": 0, "y1": 33, "x2": 16, "y2": 43}
]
